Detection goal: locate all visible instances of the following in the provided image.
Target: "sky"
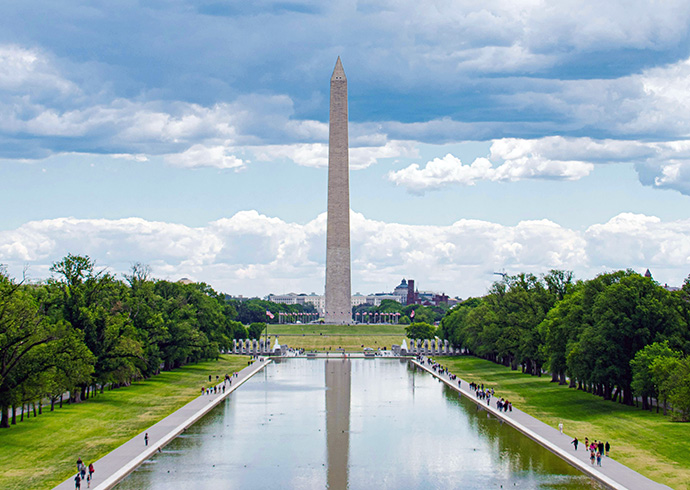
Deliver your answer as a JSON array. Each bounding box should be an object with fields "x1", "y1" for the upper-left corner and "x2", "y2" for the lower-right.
[{"x1": 2, "y1": 0, "x2": 690, "y2": 299}]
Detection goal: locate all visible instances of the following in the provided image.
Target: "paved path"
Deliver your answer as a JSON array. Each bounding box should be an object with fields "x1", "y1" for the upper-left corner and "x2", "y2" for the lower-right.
[
  {"x1": 54, "y1": 357, "x2": 272, "y2": 490},
  {"x1": 412, "y1": 358, "x2": 671, "y2": 490}
]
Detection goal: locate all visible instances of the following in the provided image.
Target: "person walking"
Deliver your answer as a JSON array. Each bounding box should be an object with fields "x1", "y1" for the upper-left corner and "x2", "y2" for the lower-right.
[
  {"x1": 571, "y1": 438, "x2": 579, "y2": 451},
  {"x1": 605, "y1": 441, "x2": 610, "y2": 456},
  {"x1": 590, "y1": 448, "x2": 596, "y2": 465},
  {"x1": 558, "y1": 422, "x2": 564, "y2": 434},
  {"x1": 144, "y1": 432, "x2": 149, "y2": 446},
  {"x1": 88, "y1": 463, "x2": 94, "y2": 480},
  {"x1": 74, "y1": 473, "x2": 81, "y2": 490},
  {"x1": 596, "y1": 451, "x2": 602, "y2": 466}
]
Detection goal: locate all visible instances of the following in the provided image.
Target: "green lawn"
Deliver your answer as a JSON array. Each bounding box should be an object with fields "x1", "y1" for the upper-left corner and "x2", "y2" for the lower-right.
[
  {"x1": 274, "y1": 335, "x2": 403, "y2": 351},
  {"x1": 0, "y1": 355, "x2": 248, "y2": 490},
  {"x1": 267, "y1": 323, "x2": 406, "y2": 336},
  {"x1": 438, "y1": 356, "x2": 690, "y2": 490},
  {"x1": 264, "y1": 324, "x2": 407, "y2": 351}
]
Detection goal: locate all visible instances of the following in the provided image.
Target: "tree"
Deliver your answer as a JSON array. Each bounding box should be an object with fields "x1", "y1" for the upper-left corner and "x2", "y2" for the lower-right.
[
  {"x1": 652, "y1": 356, "x2": 682, "y2": 416},
  {"x1": 0, "y1": 271, "x2": 93, "y2": 428},
  {"x1": 50, "y1": 254, "x2": 146, "y2": 398},
  {"x1": 666, "y1": 357, "x2": 690, "y2": 421},
  {"x1": 405, "y1": 322, "x2": 436, "y2": 340},
  {"x1": 248, "y1": 322, "x2": 266, "y2": 340},
  {"x1": 631, "y1": 341, "x2": 679, "y2": 411}
]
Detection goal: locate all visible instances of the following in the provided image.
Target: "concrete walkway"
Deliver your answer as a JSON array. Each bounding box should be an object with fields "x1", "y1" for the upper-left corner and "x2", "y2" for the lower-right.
[
  {"x1": 412, "y1": 358, "x2": 671, "y2": 490},
  {"x1": 54, "y1": 357, "x2": 272, "y2": 490}
]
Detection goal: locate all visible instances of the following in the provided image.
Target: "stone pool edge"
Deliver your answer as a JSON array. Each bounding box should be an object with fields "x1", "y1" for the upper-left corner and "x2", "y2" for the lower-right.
[
  {"x1": 53, "y1": 358, "x2": 272, "y2": 490},
  {"x1": 411, "y1": 358, "x2": 670, "y2": 490}
]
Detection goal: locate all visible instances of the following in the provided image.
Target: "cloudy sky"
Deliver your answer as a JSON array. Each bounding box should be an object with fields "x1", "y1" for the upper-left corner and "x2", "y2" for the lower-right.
[{"x1": 2, "y1": 0, "x2": 690, "y2": 298}]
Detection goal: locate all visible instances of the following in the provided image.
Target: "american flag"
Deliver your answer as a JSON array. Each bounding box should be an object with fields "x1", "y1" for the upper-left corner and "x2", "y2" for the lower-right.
[{"x1": 266, "y1": 310, "x2": 275, "y2": 319}]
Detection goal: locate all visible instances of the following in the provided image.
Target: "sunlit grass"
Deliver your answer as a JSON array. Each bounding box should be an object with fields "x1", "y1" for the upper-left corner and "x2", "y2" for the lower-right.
[
  {"x1": 439, "y1": 356, "x2": 690, "y2": 490},
  {"x1": 275, "y1": 334, "x2": 404, "y2": 351},
  {"x1": 265, "y1": 324, "x2": 407, "y2": 351},
  {"x1": 267, "y1": 323, "x2": 406, "y2": 336},
  {"x1": 0, "y1": 355, "x2": 249, "y2": 490}
]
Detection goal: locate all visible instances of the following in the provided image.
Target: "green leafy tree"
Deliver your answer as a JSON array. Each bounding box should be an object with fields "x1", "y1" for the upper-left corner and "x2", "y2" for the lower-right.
[
  {"x1": 405, "y1": 322, "x2": 436, "y2": 339},
  {"x1": 248, "y1": 322, "x2": 266, "y2": 340},
  {"x1": 652, "y1": 356, "x2": 682, "y2": 416},
  {"x1": 631, "y1": 341, "x2": 679, "y2": 411},
  {"x1": 0, "y1": 271, "x2": 93, "y2": 428}
]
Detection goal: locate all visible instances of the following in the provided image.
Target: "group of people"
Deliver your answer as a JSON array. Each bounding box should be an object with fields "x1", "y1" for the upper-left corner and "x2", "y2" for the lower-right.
[
  {"x1": 200, "y1": 372, "x2": 239, "y2": 396},
  {"x1": 466, "y1": 381, "x2": 513, "y2": 412},
  {"x1": 571, "y1": 437, "x2": 610, "y2": 467},
  {"x1": 74, "y1": 458, "x2": 94, "y2": 489},
  {"x1": 417, "y1": 356, "x2": 514, "y2": 413}
]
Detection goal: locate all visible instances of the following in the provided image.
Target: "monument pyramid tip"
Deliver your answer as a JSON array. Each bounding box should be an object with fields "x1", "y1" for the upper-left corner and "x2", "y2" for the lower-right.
[{"x1": 331, "y1": 57, "x2": 346, "y2": 81}]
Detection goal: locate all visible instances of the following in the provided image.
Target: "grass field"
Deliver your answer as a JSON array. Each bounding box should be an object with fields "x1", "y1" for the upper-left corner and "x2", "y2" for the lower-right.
[
  {"x1": 273, "y1": 335, "x2": 404, "y2": 351},
  {"x1": 265, "y1": 324, "x2": 407, "y2": 351},
  {"x1": 0, "y1": 355, "x2": 248, "y2": 490},
  {"x1": 438, "y1": 356, "x2": 690, "y2": 490},
  {"x1": 267, "y1": 323, "x2": 406, "y2": 336}
]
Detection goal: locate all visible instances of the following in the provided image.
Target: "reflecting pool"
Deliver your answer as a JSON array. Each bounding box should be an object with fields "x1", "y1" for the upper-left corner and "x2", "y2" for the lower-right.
[{"x1": 117, "y1": 359, "x2": 601, "y2": 489}]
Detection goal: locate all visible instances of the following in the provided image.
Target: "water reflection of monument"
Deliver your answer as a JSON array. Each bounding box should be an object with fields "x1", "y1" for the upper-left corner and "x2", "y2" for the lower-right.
[{"x1": 325, "y1": 358, "x2": 351, "y2": 488}]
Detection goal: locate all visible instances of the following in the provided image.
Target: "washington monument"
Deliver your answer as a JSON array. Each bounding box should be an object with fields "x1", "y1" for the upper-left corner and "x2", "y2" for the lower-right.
[{"x1": 324, "y1": 57, "x2": 352, "y2": 324}]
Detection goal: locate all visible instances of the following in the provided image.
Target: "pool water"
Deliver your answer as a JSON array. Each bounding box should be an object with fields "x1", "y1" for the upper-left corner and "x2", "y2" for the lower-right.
[{"x1": 117, "y1": 359, "x2": 601, "y2": 489}]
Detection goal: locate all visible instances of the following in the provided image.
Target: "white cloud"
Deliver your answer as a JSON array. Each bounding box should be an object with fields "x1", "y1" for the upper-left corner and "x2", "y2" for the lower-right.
[
  {"x1": 586, "y1": 213, "x2": 690, "y2": 272},
  {"x1": 386, "y1": 135, "x2": 690, "y2": 194},
  {"x1": 164, "y1": 144, "x2": 245, "y2": 170},
  {"x1": 0, "y1": 45, "x2": 77, "y2": 94},
  {"x1": 388, "y1": 141, "x2": 594, "y2": 192},
  {"x1": 252, "y1": 140, "x2": 417, "y2": 169},
  {"x1": 1, "y1": 210, "x2": 687, "y2": 299}
]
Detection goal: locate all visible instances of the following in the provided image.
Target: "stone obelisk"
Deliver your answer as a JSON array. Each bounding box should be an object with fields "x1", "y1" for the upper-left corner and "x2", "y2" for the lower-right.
[{"x1": 324, "y1": 57, "x2": 352, "y2": 325}]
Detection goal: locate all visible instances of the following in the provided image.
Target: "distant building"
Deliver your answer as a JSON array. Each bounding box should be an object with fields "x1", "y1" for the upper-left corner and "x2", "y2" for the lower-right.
[
  {"x1": 393, "y1": 279, "x2": 409, "y2": 304},
  {"x1": 267, "y1": 293, "x2": 309, "y2": 305},
  {"x1": 643, "y1": 269, "x2": 680, "y2": 292},
  {"x1": 268, "y1": 277, "x2": 451, "y2": 317},
  {"x1": 407, "y1": 279, "x2": 415, "y2": 305},
  {"x1": 267, "y1": 292, "x2": 325, "y2": 314},
  {"x1": 178, "y1": 277, "x2": 194, "y2": 285}
]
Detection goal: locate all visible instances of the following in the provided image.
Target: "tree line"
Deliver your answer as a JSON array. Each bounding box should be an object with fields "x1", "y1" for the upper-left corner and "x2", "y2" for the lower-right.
[
  {"x1": 0, "y1": 254, "x2": 293, "y2": 429},
  {"x1": 439, "y1": 269, "x2": 690, "y2": 419}
]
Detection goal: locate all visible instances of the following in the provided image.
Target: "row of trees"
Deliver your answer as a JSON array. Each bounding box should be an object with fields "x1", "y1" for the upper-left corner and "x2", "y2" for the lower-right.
[
  {"x1": 440, "y1": 270, "x2": 690, "y2": 414},
  {"x1": 0, "y1": 255, "x2": 271, "y2": 429},
  {"x1": 229, "y1": 297, "x2": 315, "y2": 324}
]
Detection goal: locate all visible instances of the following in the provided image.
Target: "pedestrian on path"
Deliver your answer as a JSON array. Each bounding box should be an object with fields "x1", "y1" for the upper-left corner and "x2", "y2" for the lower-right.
[
  {"x1": 74, "y1": 474, "x2": 81, "y2": 489},
  {"x1": 145, "y1": 432, "x2": 149, "y2": 446},
  {"x1": 88, "y1": 463, "x2": 94, "y2": 480},
  {"x1": 605, "y1": 441, "x2": 610, "y2": 456},
  {"x1": 596, "y1": 451, "x2": 602, "y2": 466},
  {"x1": 571, "y1": 438, "x2": 578, "y2": 451},
  {"x1": 558, "y1": 422, "x2": 563, "y2": 434}
]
